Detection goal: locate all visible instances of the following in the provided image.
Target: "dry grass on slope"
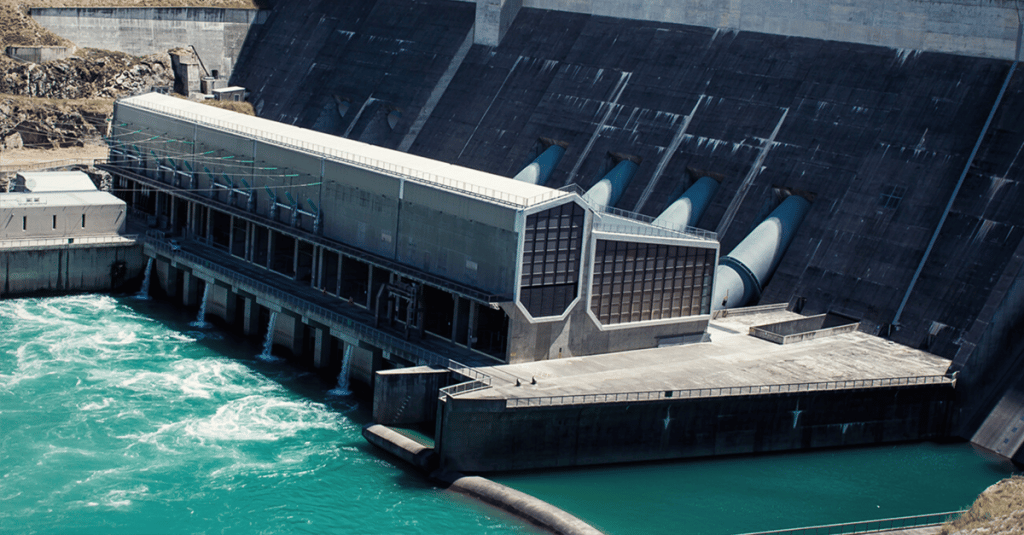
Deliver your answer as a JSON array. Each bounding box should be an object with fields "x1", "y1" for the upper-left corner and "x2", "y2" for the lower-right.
[{"x1": 942, "y1": 476, "x2": 1024, "y2": 535}]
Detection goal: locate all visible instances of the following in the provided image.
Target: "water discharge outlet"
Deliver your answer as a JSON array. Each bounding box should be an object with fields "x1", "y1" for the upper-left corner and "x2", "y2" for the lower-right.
[{"x1": 135, "y1": 257, "x2": 154, "y2": 300}]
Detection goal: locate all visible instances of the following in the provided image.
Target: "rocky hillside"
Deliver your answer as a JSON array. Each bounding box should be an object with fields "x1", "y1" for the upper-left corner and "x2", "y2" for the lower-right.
[
  {"x1": 1, "y1": 95, "x2": 111, "y2": 150},
  {"x1": 943, "y1": 476, "x2": 1024, "y2": 535},
  {"x1": 0, "y1": 0, "x2": 257, "y2": 150},
  {"x1": 2, "y1": 49, "x2": 173, "y2": 99}
]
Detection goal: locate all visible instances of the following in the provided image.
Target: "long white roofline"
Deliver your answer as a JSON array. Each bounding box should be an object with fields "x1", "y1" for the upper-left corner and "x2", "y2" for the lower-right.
[{"x1": 117, "y1": 93, "x2": 571, "y2": 210}]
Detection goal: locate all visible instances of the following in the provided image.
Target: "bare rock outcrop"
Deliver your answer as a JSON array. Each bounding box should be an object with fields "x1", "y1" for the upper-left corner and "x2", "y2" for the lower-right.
[{"x1": 1, "y1": 50, "x2": 172, "y2": 99}]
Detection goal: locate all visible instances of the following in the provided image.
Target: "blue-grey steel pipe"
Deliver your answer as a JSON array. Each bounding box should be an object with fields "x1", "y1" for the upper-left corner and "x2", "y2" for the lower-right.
[
  {"x1": 712, "y1": 195, "x2": 811, "y2": 310},
  {"x1": 582, "y1": 160, "x2": 639, "y2": 208},
  {"x1": 513, "y1": 145, "x2": 566, "y2": 185},
  {"x1": 652, "y1": 176, "x2": 720, "y2": 230}
]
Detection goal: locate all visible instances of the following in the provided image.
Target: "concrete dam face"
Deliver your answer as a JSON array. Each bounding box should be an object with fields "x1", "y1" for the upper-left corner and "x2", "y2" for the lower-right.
[{"x1": 229, "y1": 0, "x2": 1024, "y2": 447}]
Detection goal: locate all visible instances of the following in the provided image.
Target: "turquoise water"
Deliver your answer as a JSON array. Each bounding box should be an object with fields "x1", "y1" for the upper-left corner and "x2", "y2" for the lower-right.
[
  {"x1": 494, "y1": 438, "x2": 1018, "y2": 535},
  {"x1": 0, "y1": 295, "x2": 535, "y2": 535},
  {"x1": 1, "y1": 295, "x2": 1017, "y2": 535}
]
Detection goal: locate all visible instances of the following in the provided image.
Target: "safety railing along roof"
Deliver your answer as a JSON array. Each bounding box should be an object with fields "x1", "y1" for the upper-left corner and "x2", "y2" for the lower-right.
[
  {"x1": 504, "y1": 375, "x2": 953, "y2": 408},
  {"x1": 0, "y1": 234, "x2": 138, "y2": 250}
]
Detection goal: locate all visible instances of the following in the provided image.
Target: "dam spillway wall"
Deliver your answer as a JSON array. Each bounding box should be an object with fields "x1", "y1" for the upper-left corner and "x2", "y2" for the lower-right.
[
  {"x1": 228, "y1": 1, "x2": 1024, "y2": 441},
  {"x1": 231, "y1": 0, "x2": 476, "y2": 137},
  {"x1": 231, "y1": 1, "x2": 1024, "y2": 350}
]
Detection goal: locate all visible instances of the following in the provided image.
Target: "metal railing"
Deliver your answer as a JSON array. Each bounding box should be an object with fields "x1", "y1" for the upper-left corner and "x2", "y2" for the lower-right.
[
  {"x1": 142, "y1": 236, "x2": 493, "y2": 386},
  {"x1": 593, "y1": 203, "x2": 718, "y2": 242},
  {"x1": 733, "y1": 510, "x2": 963, "y2": 535},
  {"x1": 0, "y1": 158, "x2": 105, "y2": 175},
  {"x1": 439, "y1": 379, "x2": 492, "y2": 400},
  {"x1": 0, "y1": 234, "x2": 138, "y2": 249},
  {"x1": 505, "y1": 375, "x2": 952, "y2": 408}
]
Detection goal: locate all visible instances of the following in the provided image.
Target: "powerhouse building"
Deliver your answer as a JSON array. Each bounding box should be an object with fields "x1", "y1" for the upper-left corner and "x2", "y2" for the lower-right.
[
  {"x1": 107, "y1": 93, "x2": 719, "y2": 363},
  {"x1": 1, "y1": 171, "x2": 126, "y2": 241}
]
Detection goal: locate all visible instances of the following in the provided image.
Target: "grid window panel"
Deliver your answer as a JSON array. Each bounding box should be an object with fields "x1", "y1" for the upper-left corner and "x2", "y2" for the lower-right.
[
  {"x1": 520, "y1": 203, "x2": 586, "y2": 317},
  {"x1": 591, "y1": 239, "x2": 716, "y2": 324}
]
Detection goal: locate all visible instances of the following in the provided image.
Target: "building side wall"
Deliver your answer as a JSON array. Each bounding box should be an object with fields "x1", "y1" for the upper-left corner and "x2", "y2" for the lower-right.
[
  {"x1": 112, "y1": 102, "x2": 522, "y2": 296},
  {"x1": 1, "y1": 203, "x2": 125, "y2": 240},
  {"x1": 438, "y1": 385, "x2": 954, "y2": 472}
]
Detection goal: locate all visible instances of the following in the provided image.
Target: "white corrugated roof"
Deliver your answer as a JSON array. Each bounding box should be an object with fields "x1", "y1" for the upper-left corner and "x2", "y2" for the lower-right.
[
  {"x1": 117, "y1": 93, "x2": 567, "y2": 208},
  {"x1": 16, "y1": 171, "x2": 97, "y2": 192}
]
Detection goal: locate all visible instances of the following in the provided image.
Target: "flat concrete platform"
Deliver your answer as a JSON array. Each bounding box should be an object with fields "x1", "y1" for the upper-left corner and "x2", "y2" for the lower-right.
[{"x1": 468, "y1": 307, "x2": 953, "y2": 400}]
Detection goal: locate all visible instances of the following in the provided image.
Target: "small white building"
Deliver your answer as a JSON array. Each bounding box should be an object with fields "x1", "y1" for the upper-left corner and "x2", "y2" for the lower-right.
[{"x1": 1, "y1": 171, "x2": 126, "y2": 240}]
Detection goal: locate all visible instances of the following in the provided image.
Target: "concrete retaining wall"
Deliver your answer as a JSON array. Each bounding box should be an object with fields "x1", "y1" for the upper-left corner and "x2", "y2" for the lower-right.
[
  {"x1": 1, "y1": 243, "x2": 145, "y2": 297},
  {"x1": 437, "y1": 384, "x2": 954, "y2": 472},
  {"x1": 519, "y1": 0, "x2": 1022, "y2": 60},
  {"x1": 30, "y1": 8, "x2": 267, "y2": 81},
  {"x1": 5, "y1": 46, "x2": 71, "y2": 63},
  {"x1": 373, "y1": 366, "x2": 450, "y2": 426}
]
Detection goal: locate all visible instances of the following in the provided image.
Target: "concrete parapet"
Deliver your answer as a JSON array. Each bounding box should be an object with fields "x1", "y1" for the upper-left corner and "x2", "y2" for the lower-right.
[
  {"x1": 373, "y1": 366, "x2": 449, "y2": 426},
  {"x1": 520, "y1": 0, "x2": 1022, "y2": 60},
  {"x1": 1, "y1": 243, "x2": 144, "y2": 298},
  {"x1": 437, "y1": 384, "x2": 954, "y2": 472},
  {"x1": 448, "y1": 475, "x2": 604, "y2": 535},
  {"x1": 750, "y1": 313, "x2": 860, "y2": 345},
  {"x1": 5, "y1": 46, "x2": 71, "y2": 63},
  {"x1": 362, "y1": 424, "x2": 437, "y2": 472}
]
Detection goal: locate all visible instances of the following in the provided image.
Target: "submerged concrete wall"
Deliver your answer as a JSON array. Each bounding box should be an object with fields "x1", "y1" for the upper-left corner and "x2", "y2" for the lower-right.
[
  {"x1": 437, "y1": 385, "x2": 954, "y2": 472},
  {"x1": 0, "y1": 243, "x2": 145, "y2": 297},
  {"x1": 30, "y1": 8, "x2": 267, "y2": 81},
  {"x1": 520, "y1": 0, "x2": 1023, "y2": 60}
]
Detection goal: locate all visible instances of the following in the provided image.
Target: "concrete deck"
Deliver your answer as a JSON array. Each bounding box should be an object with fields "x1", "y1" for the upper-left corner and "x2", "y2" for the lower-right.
[{"x1": 468, "y1": 307, "x2": 953, "y2": 399}]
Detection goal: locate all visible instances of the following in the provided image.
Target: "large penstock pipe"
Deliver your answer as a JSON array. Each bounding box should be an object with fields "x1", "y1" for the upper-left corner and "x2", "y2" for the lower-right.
[
  {"x1": 582, "y1": 159, "x2": 639, "y2": 208},
  {"x1": 513, "y1": 144, "x2": 566, "y2": 185},
  {"x1": 652, "y1": 176, "x2": 720, "y2": 230},
  {"x1": 712, "y1": 194, "x2": 811, "y2": 310}
]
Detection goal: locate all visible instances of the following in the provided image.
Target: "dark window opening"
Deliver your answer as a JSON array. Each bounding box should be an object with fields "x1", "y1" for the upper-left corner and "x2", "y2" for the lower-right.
[
  {"x1": 52, "y1": 215, "x2": 56, "y2": 230},
  {"x1": 22, "y1": 216, "x2": 27, "y2": 231},
  {"x1": 81, "y1": 214, "x2": 86, "y2": 228},
  {"x1": 210, "y1": 210, "x2": 231, "y2": 251}
]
